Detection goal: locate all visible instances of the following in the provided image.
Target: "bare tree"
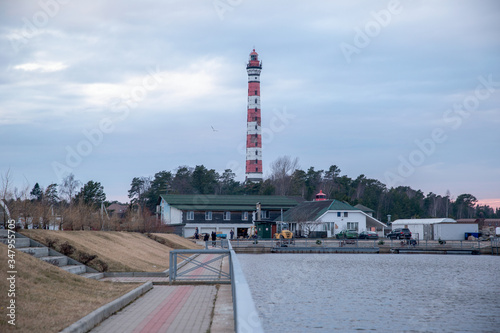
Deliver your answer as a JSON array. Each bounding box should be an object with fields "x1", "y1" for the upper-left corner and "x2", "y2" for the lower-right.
[
  {"x1": 287, "y1": 205, "x2": 324, "y2": 237},
  {"x1": 9, "y1": 183, "x2": 31, "y2": 228},
  {"x1": 60, "y1": 173, "x2": 81, "y2": 204},
  {"x1": 297, "y1": 220, "x2": 325, "y2": 237},
  {"x1": 0, "y1": 169, "x2": 13, "y2": 226},
  {"x1": 1, "y1": 168, "x2": 13, "y2": 201},
  {"x1": 270, "y1": 156, "x2": 300, "y2": 195},
  {"x1": 445, "y1": 189, "x2": 451, "y2": 218}
]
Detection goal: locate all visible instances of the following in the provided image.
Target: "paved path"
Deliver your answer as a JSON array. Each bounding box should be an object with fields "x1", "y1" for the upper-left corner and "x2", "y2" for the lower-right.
[
  {"x1": 91, "y1": 285, "x2": 216, "y2": 333},
  {"x1": 91, "y1": 252, "x2": 234, "y2": 332}
]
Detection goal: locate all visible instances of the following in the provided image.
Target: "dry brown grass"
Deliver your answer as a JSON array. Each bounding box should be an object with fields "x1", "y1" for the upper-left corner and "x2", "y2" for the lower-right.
[
  {"x1": 19, "y1": 230, "x2": 201, "y2": 272},
  {"x1": 149, "y1": 233, "x2": 203, "y2": 250},
  {"x1": 0, "y1": 244, "x2": 138, "y2": 333}
]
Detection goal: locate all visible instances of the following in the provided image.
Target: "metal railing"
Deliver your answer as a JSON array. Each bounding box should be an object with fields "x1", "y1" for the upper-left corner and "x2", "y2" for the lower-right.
[
  {"x1": 230, "y1": 238, "x2": 381, "y2": 248},
  {"x1": 228, "y1": 241, "x2": 264, "y2": 333},
  {"x1": 168, "y1": 249, "x2": 230, "y2": 283},
  {"x1": 386, "y1": 238, "x2": 490, "y2": 250},
  {"x1": 203, "y1": 239, "x2": 229, "y2": 249},
  {"x1": 492, "y1": 237, "x2": 500, "y2": 255},
  {"x1": 169, "y1": 241, "x2": 264, "y2": 333},
  {"x1": 230, "y1": 237, "x2": 496, "y2": 250}
]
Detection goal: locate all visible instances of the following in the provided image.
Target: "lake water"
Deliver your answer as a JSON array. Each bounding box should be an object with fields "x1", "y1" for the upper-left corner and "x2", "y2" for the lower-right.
[{"x1": 238, "y1": 254, "x2": 500, "y2": 333}]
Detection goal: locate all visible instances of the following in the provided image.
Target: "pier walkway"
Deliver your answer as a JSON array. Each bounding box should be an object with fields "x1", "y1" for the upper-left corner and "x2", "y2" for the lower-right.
[{"x1": 90, "y1": 252, "x2": 234, "y2": 333}]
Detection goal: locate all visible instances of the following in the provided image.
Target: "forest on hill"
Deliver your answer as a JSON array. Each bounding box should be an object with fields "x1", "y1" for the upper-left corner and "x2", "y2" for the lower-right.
[
  {"x1": 1, "y1": 156, "x2": 498, "y2": 231},
  {"x1": 126, "y1": 156, "x2": 498, "y2": 223}
]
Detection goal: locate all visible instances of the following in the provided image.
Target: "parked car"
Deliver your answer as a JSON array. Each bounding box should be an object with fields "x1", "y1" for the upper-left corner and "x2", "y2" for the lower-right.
[
  {"x1": 387, "y1": 228, "x2": 412, "y2": 239},
  {"x1": 359, "y1": 231, "x2": 379, "y2": 239},
  {"x1": 336, "y1": 229, "x2": 359, "y2": 239}
]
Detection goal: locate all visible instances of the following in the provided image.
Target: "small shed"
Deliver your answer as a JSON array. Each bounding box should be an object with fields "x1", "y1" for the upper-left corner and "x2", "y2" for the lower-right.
[{"x1": 255, "y1": 220, "x2": 276, "y2": 239}]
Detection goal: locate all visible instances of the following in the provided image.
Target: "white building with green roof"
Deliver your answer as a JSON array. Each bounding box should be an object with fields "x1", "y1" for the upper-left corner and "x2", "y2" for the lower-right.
[
  {"x1": 157, "y1": 194, "x2": 303, "y2": 238},
  {"x1": 281, "y1": 200, "x2": 387, "y2": 237}
]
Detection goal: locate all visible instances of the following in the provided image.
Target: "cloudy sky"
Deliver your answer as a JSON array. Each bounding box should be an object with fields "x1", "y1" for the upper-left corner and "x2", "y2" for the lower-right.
[{"x1": 1, "y1": 0, "x2": 499, "y2": 207}]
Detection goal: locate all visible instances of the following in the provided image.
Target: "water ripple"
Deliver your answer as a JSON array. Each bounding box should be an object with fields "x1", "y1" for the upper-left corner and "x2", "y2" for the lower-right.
[{"x1": 239, "y1": 254, "x2": 500, "y2": 333}]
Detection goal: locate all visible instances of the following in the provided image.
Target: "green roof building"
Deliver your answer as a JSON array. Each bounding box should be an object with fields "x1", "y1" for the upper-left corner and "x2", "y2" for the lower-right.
[
  {"x1": 157, "y1": 194, "x2": 303, "y2": 238},
  {"x1": 280, "y1": 199, "x2": 386, "y2": 238}
]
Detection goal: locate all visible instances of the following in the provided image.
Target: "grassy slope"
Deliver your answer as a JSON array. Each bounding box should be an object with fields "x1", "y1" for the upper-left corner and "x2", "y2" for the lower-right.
[
  {"x1": 0, "y1": 244, "x2": 138, "y2": 333},
  {"x1": 150, "y1": 233, "x2": 203, "y2": 250},
  {"x1": 19, "y1": 230, "x2": 201, "y2": 272}
]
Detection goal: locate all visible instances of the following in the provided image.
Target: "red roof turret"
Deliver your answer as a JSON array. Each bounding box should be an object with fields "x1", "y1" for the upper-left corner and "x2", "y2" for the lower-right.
[{"x1": 315, "y1": 190, "x2": 327, "y2": 201}]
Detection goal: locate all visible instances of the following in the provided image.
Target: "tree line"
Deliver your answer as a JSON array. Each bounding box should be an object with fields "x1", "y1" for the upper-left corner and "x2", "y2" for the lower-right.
[
  {"x1": 127, "y1": 156, "x2": 499, "y2": 222},
  {"x1": 0, "y1": 171, "x2": 154, "y2": 231},
  {"x1": 1, "y1": 157, "x2": 498, "y2": 230}
]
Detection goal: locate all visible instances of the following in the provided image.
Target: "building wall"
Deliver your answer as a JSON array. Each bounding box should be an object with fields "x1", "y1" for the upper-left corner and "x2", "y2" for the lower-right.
[
  {"x1": 288, "y1": 210, "x2": 369, "y2": 237},
  {"x1": 185, "y1": 223, "x2": 253, "y2": 238},
  {"x1": 181, "y1": 210, "x2": 283, "y2": 225},
  {"x1": 159, "y1": 199, "x2": 170, "y2": 223},
  {"x1": 159, "y1": 199, "x2": 183, "y2": 224},
  {"x1": 183, "y1": 211, "x2": 253, "y2": 224},
  {"x1": 320, "y1": 211, "x2": 367, "y2": 236},
  {"x1": 171, "y1": 207, "x2": 183, "y2": 224}
]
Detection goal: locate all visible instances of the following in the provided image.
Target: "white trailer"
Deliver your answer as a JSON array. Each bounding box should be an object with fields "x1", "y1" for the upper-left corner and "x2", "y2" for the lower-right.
[{"x1": 433, "y1": 223, "x2": 478, "y2": 241}]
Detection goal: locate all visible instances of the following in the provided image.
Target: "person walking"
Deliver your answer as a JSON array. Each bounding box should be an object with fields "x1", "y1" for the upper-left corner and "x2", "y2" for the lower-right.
[
  {"x1": 194, "y1": 227, "x2": 199, "y2": 239},
  {"x1": 203, "y1": 233, "x2": 209, "y2": 243},
  {"x1": 230, "y1": 229, "x2": 234, "y2": 240},
  {"x1": 211, "y1": 231, "x2": 217, "y2": 247}
]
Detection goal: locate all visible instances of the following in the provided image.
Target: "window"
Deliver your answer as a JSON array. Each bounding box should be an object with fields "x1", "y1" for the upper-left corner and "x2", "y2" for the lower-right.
[
  {"x1": 344, "y1": 212, "x2": 348, "y2": 217},
  {"x1": 255, "y1": 107, "x2": 258, "y2": 112},
  {"x1": 255, "y1": 151, "x2": 258, "y2": 155},
  {"x1": 186, "y1": 211, "x2": 194, "y2": 220},
  {"x1": 255, "y1": 98, "x2": 257, "y2": 103},
  {"x1": 260, "y1": 210, "x2": 268, "y2": 219},
  {"x1": 255, "y1": 159, "x2": 258, "y2": 163},
  {"x1": 255, "y1": 76, "x2": 257, "y2": 79},
  {"x1": 255, "y1": 90, "x2": 257, "y2": 95},
  {"x1": 205, "y1": 211, "x2": 212, "y2": 220},
  {"x1": 242, "y1": 212, "x2": 248, "y2": 220},
  {"x1": 347, "y1": 222, "x2": 358, "y2": 231},
  {"x1": 224, "y1": 211, "x2": 231, "y2": 220},
  {"x1": 255, "y1": 143, "x2": 258, "y2": 146},
  {"x1": 337, "y1": 212, "x2": 341, "y2": 217},
  {"x1": 255, "y1": 167, "x2": 258, "y2": 171},
  {"x1": 255, "y1": 125, "x2": 257, "y2": 130}
]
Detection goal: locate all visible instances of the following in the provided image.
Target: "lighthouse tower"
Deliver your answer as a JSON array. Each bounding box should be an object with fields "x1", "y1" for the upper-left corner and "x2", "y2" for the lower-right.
[{"x1": 245, "y1": 49, "x2": 263, "y2": 182}]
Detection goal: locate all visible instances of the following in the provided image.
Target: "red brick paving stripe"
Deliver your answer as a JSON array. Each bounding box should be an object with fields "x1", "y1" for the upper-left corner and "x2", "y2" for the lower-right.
[{"x1": 133, "y1": 286, "x2": 194, "y2": 333}]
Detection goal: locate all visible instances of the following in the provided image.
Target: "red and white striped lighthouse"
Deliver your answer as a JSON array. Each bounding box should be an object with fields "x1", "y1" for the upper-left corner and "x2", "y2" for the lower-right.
[{"x1": 245, "y1": 49, "x2": 263, "y2": 182}]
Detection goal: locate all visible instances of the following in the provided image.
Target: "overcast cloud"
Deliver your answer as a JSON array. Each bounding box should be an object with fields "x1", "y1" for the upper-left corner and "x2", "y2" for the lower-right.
[{"x1": 1, "y1": 0, "x2": 499, "y2": 206}]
